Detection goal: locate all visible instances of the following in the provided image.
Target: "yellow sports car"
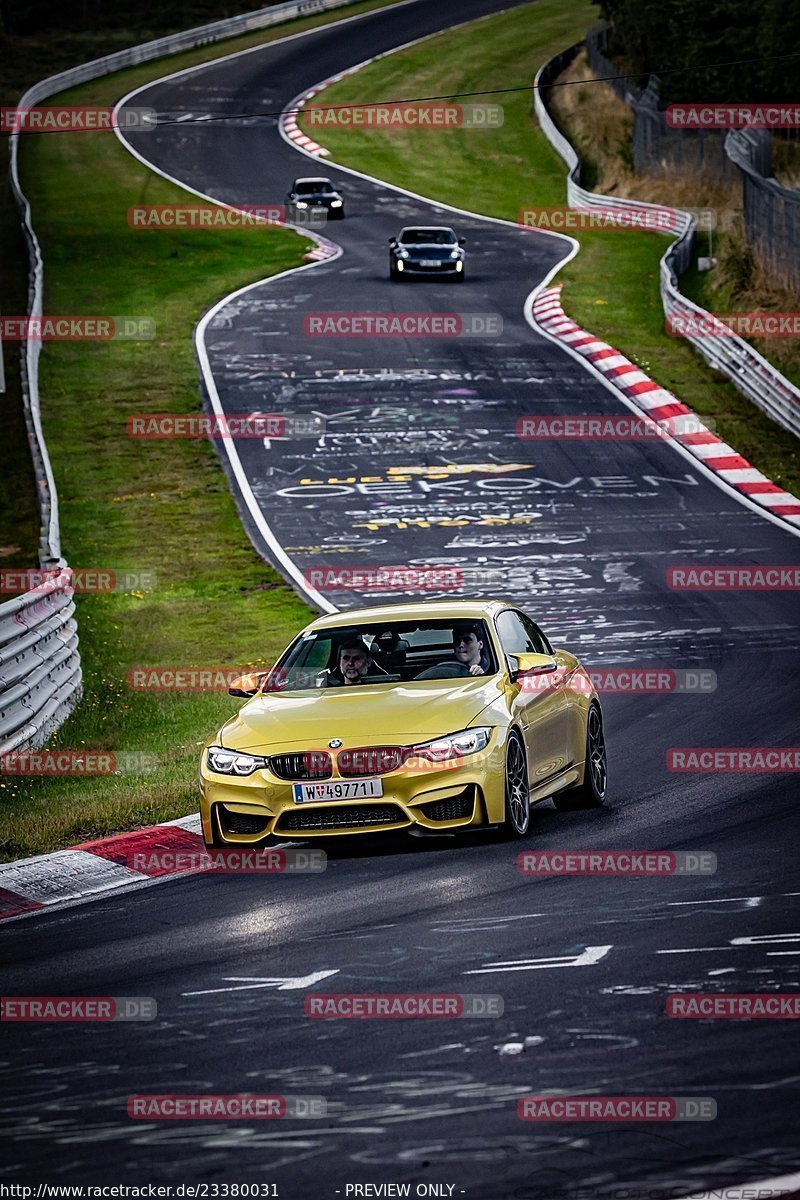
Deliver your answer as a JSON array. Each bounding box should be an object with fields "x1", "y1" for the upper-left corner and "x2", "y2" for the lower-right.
[{"x1": 199, "y1": 600, "x2": 607, "y2": 847}]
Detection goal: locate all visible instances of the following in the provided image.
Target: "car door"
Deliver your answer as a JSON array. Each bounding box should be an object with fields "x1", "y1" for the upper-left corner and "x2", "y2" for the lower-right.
[{"x1": 495, "y1": 609, "x2": 568, "y2": 785}]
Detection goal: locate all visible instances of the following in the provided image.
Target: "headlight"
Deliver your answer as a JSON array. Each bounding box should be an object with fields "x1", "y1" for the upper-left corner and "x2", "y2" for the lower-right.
[
  {"x1": 450, "y1": 248, "x2": 462, "y2": 259},
  {"x1": 206, "y1": 745, "x2": 268, "y2": 776},
  {"x1": 295, "y1": 200, "x2": 308, "y2": 209},
  {"x1": 330, "y1": 199, "x2": 343, "y2": 207},
  {"x1": 410, "y1": 727, "x2": 491, "y2": 762},
  {"x1": 398, "y1": 248, "x2": 410, "y2": 259}
]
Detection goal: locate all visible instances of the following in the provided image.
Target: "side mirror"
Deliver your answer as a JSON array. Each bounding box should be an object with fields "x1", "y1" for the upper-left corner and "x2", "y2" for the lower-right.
[
  {"x1": 228, "y1": 672, "x2": 263, "y2": 698},
  {"x1": 509, "y1": 653, "x2": 558, "y2": 683},
  {"x1": 388, "y1": 236, "x2": 397, "y2": 244},
  {"x1": 458, "y1": 237, "x2": 466, "y2": 246}
]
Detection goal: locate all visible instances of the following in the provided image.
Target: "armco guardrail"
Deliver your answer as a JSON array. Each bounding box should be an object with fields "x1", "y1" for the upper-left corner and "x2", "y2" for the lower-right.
[
  {"x1": 4, "y1": 0, "x2": 366, "y2": 755},
  {"x1": 0, "y1": 572, "x2": 81, "y2": 757},
  {"x1": 533, "y1": 47, "x2": 800, "y2": 439}
]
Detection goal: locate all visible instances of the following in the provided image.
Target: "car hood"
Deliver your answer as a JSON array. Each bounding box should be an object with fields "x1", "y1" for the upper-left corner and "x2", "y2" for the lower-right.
[{"x1": 216, "y1": 675, "x2": 503, "y2": 752}]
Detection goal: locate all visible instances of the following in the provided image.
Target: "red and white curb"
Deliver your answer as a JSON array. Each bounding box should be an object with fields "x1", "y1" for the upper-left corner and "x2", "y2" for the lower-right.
[
  {"x1": 533, "y1": 285, "x2": 800, "y2": 528},
  {"x1": 281, "y1": 65, "x2": 363, "y2": 157},
  {"x1": 0, "y1": 814, "x2": 209, "y2": 922}
]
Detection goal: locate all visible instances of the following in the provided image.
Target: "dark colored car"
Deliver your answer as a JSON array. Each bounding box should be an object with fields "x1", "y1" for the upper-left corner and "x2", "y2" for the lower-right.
[
  {"x1": 388, "y1": 226, "x2": 466, "y2": 280},
  {"x1": 285, "y1": 176, "x2": 345, "y2": 219}
]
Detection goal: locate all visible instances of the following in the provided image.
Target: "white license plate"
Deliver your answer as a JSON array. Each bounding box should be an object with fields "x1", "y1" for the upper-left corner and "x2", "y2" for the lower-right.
[
  {"x1": 419, "y1": 259, "x2": 440, "y2": 268},
  {"x1": 293, "y1": 778, "x2": 384, "y2": 803}
]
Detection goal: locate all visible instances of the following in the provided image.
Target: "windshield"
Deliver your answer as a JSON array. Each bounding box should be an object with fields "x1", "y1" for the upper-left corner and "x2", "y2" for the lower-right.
[
  {"x1": 400, "y1": 228, "x2": 457, "y2": 245},
  {"x1": 295, "y1": 180, "x2": 333, "y2": 194},
  {"x1": 262, "y1": 619, "x2": 497, "y2": 693}
]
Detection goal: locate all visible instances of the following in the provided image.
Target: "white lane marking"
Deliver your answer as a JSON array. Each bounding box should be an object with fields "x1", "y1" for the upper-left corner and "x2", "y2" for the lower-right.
[
  {"x1": 731, "y1": 933, "x2": 800, "y2": 944},
  {"x1": 668, "y1": 897, "x2": 762, "y2": 906},
  {"x1": 674, "y1": 1171, "x2": 800, "y2": 1200},
  {"x1": 183, "y1": 969, "x2": 339, "y2": 996},
  {"x1": 464, "y1": 945, "x2": 612, "y2": 974},
  {"x1": 658, "y1": 933, "x2": 800, "y2": 954}
]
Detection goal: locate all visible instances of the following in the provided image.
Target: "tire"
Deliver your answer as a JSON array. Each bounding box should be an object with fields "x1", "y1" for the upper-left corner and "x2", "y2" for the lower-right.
[
  {"x1": 454, "y1": 270, "x2": 465, "y2": 282},
  {"x1": 553, "y1": 703, "x2": 607, "y2": 810},
  {"x1": 389, "y1": 261, "x2": 401, "y2": 281},
  {"x1": 502, "y1": 729, "x2": 531, "y2": 837}
]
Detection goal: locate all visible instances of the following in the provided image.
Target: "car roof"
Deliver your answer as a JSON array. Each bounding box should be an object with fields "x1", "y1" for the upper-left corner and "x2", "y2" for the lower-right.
[
  {"x1": 294, "y1": 176, "x2": 333, "y2": 184},
  {"x1": 306, "y1": 599, "x2": 511, "y2": 631},
  {"x1": 399, "y1": 226, "x2": 455, "y2": 234}
]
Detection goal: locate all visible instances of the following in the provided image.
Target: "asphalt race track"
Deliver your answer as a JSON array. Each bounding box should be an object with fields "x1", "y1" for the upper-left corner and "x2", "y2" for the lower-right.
[{"x1": 2, "y1": 0, "x2": 800, "y2": 1194}]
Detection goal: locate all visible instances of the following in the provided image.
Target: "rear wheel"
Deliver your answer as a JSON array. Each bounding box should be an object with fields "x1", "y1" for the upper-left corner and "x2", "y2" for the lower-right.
[
  {"x1": 553, "y1": 703, "x2": 607, "y2": 810},
  {"x1": 503, "y1": 730, "x2": 530, "y2": 837}
]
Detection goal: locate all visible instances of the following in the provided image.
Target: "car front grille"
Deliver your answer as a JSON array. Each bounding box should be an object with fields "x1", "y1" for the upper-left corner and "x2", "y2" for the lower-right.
[
  {"x1": 418, "y1": 789, "x2": 475, "y2": 823},
  {"x1": 219, "y1": 807, "x2": 270, "y2": 836},
  {"x1": 270, "y1": 752, "x2": 332, "y2": 781},
  {"x1": 337, "y1": 746, "x2": 406, "y2": 776},
  {"x1": 277, "y1": 804, "x2": 406, "y2": 831}
]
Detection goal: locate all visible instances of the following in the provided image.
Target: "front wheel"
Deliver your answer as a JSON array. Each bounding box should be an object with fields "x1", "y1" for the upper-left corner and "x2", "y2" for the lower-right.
[
  {"x1": 502, "y1": 730, "x2": 531, "y2": 837},
  {"x1": 553, "y1": 703, "x2": 607, "y2": 810}
]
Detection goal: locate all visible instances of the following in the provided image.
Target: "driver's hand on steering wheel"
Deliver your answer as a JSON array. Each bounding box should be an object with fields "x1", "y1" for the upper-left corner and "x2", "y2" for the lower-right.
[{"x1": 468, "y1": 663, "x2": 482, "y2": 676}]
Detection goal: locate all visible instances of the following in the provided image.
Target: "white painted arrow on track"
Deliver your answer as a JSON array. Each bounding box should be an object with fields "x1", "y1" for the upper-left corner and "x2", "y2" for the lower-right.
[
  {"x1": 183, "y1": 969, "x2": 339, "y2": 996},
  {"x1": 464, "y1": 945, "x2": 613, "y2": 974}
]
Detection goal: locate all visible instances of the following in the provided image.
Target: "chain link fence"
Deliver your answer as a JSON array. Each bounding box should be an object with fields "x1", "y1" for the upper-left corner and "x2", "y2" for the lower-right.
[{"x1": 726, "y1": 128, "x2": 800, "y2": 293}]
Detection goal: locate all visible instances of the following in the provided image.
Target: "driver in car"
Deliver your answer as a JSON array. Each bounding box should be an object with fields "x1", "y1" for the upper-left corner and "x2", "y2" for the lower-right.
[
  {"x1": 453, "y1": 623, "x2": 489, "y2": 676},
  {"x1": 328, "y1": 638, "x2": 372, "y2": 686}
]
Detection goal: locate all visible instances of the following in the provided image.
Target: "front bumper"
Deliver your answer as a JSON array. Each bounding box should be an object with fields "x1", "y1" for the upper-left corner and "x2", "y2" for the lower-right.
[
  {"x1": 395, "y1": 258, "x2": 462, "y2": 276},
  {"x1": 200, "y1": 737, "x2": 505, "y2": 843}
]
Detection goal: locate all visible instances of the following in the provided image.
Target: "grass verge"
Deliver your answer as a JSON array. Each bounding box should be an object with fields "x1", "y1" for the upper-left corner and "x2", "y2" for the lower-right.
[
  {"x1": 0, "y1": 0, "x2": 406, "y2": 861},
  {"x1": 299, "y1": 0, "x2": 800, "y2": 493}
]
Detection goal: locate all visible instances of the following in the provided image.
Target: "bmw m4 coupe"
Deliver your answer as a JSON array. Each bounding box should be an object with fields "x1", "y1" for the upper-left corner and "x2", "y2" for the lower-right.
[
  {"x1": 199, "y1": 600, "x2": 607, "y2": 847},
  {"x1": 389, "y1": 226, "x2": 466, "y2": 280}
]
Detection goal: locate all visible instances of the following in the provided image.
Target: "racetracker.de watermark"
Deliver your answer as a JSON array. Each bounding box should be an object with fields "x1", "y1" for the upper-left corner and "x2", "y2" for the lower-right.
[
  {"x1": 666, "y1": 103, "x2": 800, "y2": 129},
  {"x1": 126, "y1": 413, "x2": 324, "y2": 438},
  {"x1": 667, "y1": 312, "x2": 800, "y2": 338},
  {"x1": 128, "y1": 848, "x2": 326, "y2": 874},
  {"x1": 0, "y1": 751, "x2": 157, "y2": 776},
  {"x1": 519, "y1": 667, "x2": 717, "y2": 695},
  {"x1": 128, "y1": 1095, "x2": 327, "y2": 1119},
  {"x1": 667, "y1": 748, "x2": 800, "y2": 772},
  {"x1": 1, "y1": 106, "x2": 155, "y2": 133},
  {"x1": 305, "y1": 102, "x2": 503, "y2": 128},
  {"x1": 1, "y1": 568, "x2": 156, "y2": 595},
  {"x1": 303, "y1": 565, "x2": 462, "y2": 591},
  {"x1": 667, "y1": 994, "x2": 800, "y2": 1018},
  {"x1": 127, "y1": 204, "x2": 327, "y2": 229},
  {"x1": 517, "y1": 415, "x2": 716, "y2": 440},
  {"x1": 0, "y1": 316, "x2": 155, "y2": 340},
  {"x1": 667, "y1": 566, "x2": 800, "y2": 590},
  {"x1": 127, "y1": 666, "x2": 266, "y2": 691},
  {"x1": 303, "y1": 312, "x2": 502, "y2": 338},
  {"x1": 519, "y1": 206, "x2": 715, "y2": 232},
  {"x1": 517, "y1": 850, "x2": 717, "y2": 876},
  {"x1": 517, "y1": 1096, "x2": 716, "y2": 1122},
  {"x1": 305, "y1": 993, "x2": 503, "y2": 1018},
  {"x1": 1, "y1": 997, "x2": 156, "y2": 1021}
]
